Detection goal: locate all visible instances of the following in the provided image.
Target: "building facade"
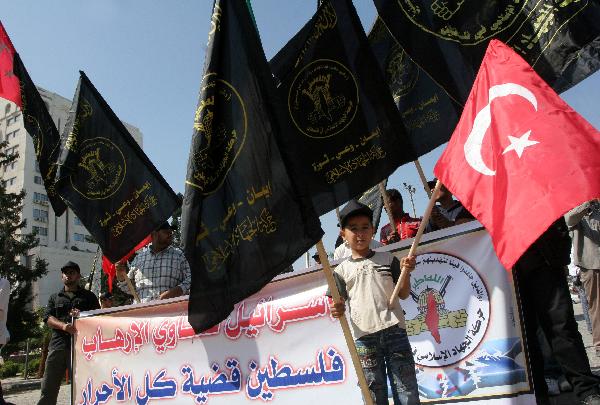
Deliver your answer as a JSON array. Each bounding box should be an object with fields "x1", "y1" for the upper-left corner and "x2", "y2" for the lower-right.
[{"x1": 0, "y1": 87, "x2": 143, "y2": 307}]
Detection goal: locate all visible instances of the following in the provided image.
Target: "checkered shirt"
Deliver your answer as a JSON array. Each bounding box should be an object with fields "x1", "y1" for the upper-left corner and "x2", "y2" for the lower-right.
[{"x1": 117, "y1": 245, "x2": 191, "y2": 303}]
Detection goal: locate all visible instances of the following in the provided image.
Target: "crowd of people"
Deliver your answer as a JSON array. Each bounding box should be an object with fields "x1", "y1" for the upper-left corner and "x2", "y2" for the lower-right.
[{"x1": 23, "y1": 179, "x2": 599, "y2": 405}]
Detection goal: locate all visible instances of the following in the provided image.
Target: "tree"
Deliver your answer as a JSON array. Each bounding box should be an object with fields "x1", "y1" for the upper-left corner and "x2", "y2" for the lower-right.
[{"x1": 0, "y1": 140, "x2": 48, "y2": 355}]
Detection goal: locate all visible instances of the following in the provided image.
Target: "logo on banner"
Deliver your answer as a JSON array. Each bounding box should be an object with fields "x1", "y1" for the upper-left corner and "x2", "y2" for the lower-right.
[
  {"x1": 189, "y1": 74, "x2": 247, "y2": 195},
  {"x1": 71, "y1": 137, "x2": 126, "y2": 200},
  {"x1": 396, "y1": 0, "x2": 526, "y2": 45},
  {"x1": 386, "y1": 44, "x2": 419, "y2": 102},
  {"x1": 405, "y1": 252, "x2": 489, "y2": 367},
  {"x1": 288, "y1": 59, "x2": 358, "y2": 138}
]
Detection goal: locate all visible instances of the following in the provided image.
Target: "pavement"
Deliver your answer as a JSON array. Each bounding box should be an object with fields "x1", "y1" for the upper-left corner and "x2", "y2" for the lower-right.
[{"x1": 3, "y1": 302, "x2": 599, "y2": 404}]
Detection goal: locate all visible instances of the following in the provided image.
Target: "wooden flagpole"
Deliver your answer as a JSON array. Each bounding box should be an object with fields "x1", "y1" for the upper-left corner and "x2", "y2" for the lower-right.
[
  {"x1": 125, "y1": 276, "x2": 141, "y2": 304},
  {"x1": 414, "y1": 159, "x2": 432, "y2": 198},
  {"x1": 378, "y1": 181, "x2": 394, "y2": 230},
  {"x1": 316, "y1": 240, "x2": 374, "y2": 405},
  {"x1": 388, "y1": 180, "x2": 442, "y2": 308}
]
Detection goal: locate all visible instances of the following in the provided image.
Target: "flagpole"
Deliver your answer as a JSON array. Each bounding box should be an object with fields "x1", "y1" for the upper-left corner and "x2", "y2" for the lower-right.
[
  {"x1": 414, "y1": 159, "x2": 431, "y2": 198},
  {"x1": 388, "y1": 180, "x2": 442, "y2": 308},
  {"x1": 316, "y1": 240, "x2": 374, "y2": 405},
  {"x1": 86, "y1": 246, "x2": 100, "y2": 290}
]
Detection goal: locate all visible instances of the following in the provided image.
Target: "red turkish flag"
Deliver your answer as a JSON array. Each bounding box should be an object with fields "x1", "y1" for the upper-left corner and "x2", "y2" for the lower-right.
[
  {"x1": 434, "y1": 40, "x2": 600, "y2": 270},
  {"x1": 0, "y1": 23, "x2": 22, "y2": 107}
]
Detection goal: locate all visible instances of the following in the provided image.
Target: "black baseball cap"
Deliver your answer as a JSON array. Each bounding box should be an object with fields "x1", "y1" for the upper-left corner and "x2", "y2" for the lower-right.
[
  {"x1": 339, "y1": 200, "x2": 373, "y2": 228},
  {"x1": 60, "y1": 261, "x2": 80, "y2": 273}
]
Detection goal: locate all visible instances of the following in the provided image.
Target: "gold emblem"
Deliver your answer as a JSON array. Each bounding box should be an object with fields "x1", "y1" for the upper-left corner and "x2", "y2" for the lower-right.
[
  {"x1": 288, "y1": 59, "x2": 358, "y2": 139},
  {"x1": 186, "y1": 74, "x2": 247, "y2": 195},
  {"x1": 395, "y1": 0, "x2": 526, "y2": 45},
  {"x1": 70, "y1": 137, "x2": 126, "y2": 200},
  {"x1": 386, "y1": 44, "x2": 419, "y2": 101}
]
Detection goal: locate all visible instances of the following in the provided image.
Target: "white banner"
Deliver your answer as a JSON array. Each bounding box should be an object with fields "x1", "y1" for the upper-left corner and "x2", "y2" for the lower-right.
[
  {"x1": 73, "y1": 223, "x2": 535, "y2": 404},
  {"x1": 382, "y1": 223, "x2": 535, "y2": 404},
  {"x1": 73, "y1": 269, "x2": 363, "y2": 404}
]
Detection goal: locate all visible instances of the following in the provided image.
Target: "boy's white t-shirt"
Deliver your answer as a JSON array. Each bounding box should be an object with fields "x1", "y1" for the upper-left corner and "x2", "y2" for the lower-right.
[{"x1": 333, "y1": 251, "x2": 406, "y2": 340}]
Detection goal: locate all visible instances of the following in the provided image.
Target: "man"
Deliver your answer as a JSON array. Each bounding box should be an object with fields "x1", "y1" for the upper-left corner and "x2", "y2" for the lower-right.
[
  {"x1": 513, "y1": 219, "x2": 600, "y2": 405},
  {"x1": 0, "y1": 277, "x2": 13, "y2": 405},
  {"x1": 379, "y1": 189, "x2": 420, "y2": 245},
  {"x1": 425, "y1": 179, "x2": 475, "y2": 232},
  {"x1": 38, "y1": 262, "x2": 99, "y2": 405},
  {"x1": 116, "y1": 222, "x2": 191, "y2": 303},
  {"x1": 565, "y1": 200, "x2": 600, "y2": 357}
]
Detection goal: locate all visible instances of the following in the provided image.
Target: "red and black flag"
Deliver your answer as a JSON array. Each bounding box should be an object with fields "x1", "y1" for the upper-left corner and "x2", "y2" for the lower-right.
[
  {"x1": 0, "y1": 23, "x2": 67, "y2": 214},
  {"x1": 368, "y1": 18, "x2": 463, "y2": 157},
  {"x1": 181, "y1": 0, "x2": 323, "y2": 333},
  {"x1": 55, "y1": 71, "x2": 180, "y2": 263},
  {"x1": 374, "y1": 0, "x2": 600, "y2": 104},
  {"x1": 269, "y1": 0, "x2": 415, "y2": 216}
]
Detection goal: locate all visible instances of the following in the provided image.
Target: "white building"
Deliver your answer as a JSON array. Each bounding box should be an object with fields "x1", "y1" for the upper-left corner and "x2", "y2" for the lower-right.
[{"x1": 0, "y1": 87, "x2": 143, "y2": 307}]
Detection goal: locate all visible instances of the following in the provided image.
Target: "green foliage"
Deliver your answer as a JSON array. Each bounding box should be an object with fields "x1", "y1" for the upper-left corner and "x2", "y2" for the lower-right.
[
  {"x1": 0, "y1": 141, "x2": 49, "y2": 356},
  {"x1": 0, "y1": 360, "x2": 22, "y2": 378}
]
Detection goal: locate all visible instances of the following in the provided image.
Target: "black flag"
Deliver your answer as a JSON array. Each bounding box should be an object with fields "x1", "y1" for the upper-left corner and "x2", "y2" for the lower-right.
[
  {"x1": 55, "y1": 71, "x2": 180, "y2": 262},
  {"x1": 270, "y1": 0, "x2": 415, "y2": 216},
  {"x1": 181, "y1": 0, "x2": 323, "y2": 333},
  {"x1": 357, "y1": 178, "x2": 387, "y2": 231},
  {"x1": 374, "y1": 0, "x2": 600, "y2": 104},
  {"x1": 368, "y1": 18, "x2": 462, "y2": 157},
  {"x1": 0, "y1": 23, "x2": 66, "y2": 214}
]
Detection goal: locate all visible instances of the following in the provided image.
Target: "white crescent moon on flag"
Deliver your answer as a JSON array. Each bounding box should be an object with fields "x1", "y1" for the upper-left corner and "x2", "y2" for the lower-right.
[{"x1": 463, "y1": 83, "x2": 538, "y2": 176}]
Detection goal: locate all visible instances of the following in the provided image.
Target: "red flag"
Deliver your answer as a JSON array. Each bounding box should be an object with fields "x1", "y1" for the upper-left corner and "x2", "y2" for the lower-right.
[
  {"x1": 0, "y1": 23, "x2": 21, "y2": 107},
  {"x1": 101, "y1": 235, "x2": 151, "y2": 292},
  {"x1": 434, "y1": 40, "x2": 600, "y2": 270}
]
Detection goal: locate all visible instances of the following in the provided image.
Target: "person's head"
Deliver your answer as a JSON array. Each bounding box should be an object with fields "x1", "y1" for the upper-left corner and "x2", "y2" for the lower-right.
[
  {"x1": 60, "y1": 261, "x2": 81, "y2": 289},
  {"x1": 99, "y1": 291, "x2": 113, "y2": 308},
  {"x1": 386, "y1": 189, "x2": 404, "y2": 218},
  {"x1": 427, "y1": 179, "x2": 451, "y2": 203},
  {"x1": 151, "y1": 222, "x2": 174, "y2": 251},
  {"x1": 312, "y1": 253, "x2": 321, "y2": 265},
  {"x1": 339, "y1": 200, "x2": 374, "y2": 255}
]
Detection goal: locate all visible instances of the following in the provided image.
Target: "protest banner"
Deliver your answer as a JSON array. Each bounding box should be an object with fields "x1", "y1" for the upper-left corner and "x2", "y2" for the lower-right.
[{"x1": 73, "y1": 222, "x2": 534, "y2": 404}]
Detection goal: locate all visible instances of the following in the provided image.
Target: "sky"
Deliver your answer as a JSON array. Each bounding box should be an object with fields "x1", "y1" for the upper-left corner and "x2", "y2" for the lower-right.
[{"x1": 3, "y1": 1, "x2": 600, "y2": 267}]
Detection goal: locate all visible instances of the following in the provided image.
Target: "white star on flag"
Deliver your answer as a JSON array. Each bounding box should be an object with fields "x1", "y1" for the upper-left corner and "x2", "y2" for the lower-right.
[{"x1": 502, "y1": 130, "x2": 539, "y2": 158}]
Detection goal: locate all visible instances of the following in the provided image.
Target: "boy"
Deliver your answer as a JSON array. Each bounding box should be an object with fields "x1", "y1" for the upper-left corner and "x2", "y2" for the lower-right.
[{"x1": 329, "y1": 200, "x2": 420, "y2": 405}]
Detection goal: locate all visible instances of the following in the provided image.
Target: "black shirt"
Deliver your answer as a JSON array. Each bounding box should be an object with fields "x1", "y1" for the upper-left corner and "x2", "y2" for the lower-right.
[{"x1": 43, "y1": 287, "x2": 99, "y2": 350}]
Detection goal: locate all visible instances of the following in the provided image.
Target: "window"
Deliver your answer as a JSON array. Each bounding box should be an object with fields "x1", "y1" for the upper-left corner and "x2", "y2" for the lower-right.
[
  {"x1": 33, "y1": 192, "x2": 49, "y2": 205},
  {"x1": 32, "y1": 226, "x2": 48, "y2": 236},
  {"x1": 4, "y1": 161, "x2": 15, "y2": 171},
  {"x1": 4, "y1": 145, "x2": 18, "y2": 157},
  {"x1": 74, "y1": 233, "x2": 85, "y2": 242},
  {"x1": 4, "y1": 104, "x2": 10, "y2": 115},
  {"x1": 33, "y1": 208, "x2": 48, "y2": 222},
  {"x1": 5, "y1": 129, "x2": 19, "y2": 140},
  {"x1": 74, "y1": 216, "x2": 83, "y2": 226},
  {"x1": 3, "y1": 177, "x2": 16, "y2": 187},
  {"x1": 6, "y1": 114, "x2": 20, "y2": 126},
  {"x1": 84, "y1": 235, "x2": 95, "y2": 243},
  {"x1": 34, "y1": 161, "x2": 40, "y2": 173},
  {"x1": 34, "y1": 176, "x2": 43, "y2": 185}
]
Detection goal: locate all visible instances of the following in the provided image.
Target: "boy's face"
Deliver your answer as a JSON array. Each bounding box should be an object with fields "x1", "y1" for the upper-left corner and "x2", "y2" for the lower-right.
[{"x1": 341, "y1": 215, "x2": 374, "y2": 254}]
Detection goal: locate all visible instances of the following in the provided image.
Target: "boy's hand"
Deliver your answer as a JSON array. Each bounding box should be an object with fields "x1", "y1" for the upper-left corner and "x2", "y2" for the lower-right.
[
  {"x1": 401, "y1": 256, "x2": 416, "y2": 273},
  {"x1": 329, "y1": 299, "x2": 346, "y2": 318}
]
